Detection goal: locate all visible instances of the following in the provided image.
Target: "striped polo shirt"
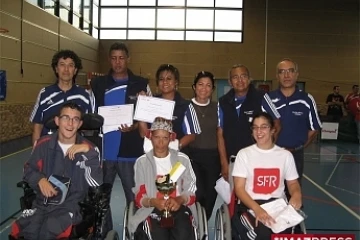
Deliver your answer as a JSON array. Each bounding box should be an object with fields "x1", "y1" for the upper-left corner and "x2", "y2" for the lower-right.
[
  {"x1": 267, "y1": 88, "x2": 322, "y2": 149},
  {"x1": 30, "y1": 83, "x2": 94, "y2": 136}
]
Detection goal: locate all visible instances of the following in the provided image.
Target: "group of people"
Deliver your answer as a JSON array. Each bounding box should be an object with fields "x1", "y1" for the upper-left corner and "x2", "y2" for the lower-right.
[
  {"x1": 10, "y1": 41, "x2": 325, "y2": 240},
  {"x1": 325, "y1": 84, "x2": 360, "y2": 143}
]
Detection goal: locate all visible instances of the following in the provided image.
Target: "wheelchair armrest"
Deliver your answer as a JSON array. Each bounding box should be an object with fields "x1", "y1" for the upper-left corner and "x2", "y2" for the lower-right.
[
  {"x1": 17, "y1": 181, "x2": 30, "y2": 189},
  {"x1": 88, "y1": 183, "x2": 113, "y2": 196}
]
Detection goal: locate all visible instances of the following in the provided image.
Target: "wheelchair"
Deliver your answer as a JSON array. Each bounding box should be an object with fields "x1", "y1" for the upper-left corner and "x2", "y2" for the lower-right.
[
  {"x1": 122, "y1": 201, "x2": 208, "y2": 240},
  {"x1": 9, "y1": 112, "x2": 119, "y2": 239},
  {"x1": 9, "y1": 181, "x2": 119, "y2": 240},
  {"x1": 214, "y1": 156, "x2": 307, "y2": 240}
]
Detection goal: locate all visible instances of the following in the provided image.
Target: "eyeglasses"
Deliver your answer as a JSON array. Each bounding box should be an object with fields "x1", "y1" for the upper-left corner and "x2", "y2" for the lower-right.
[
  {"x1": 251, "y1": 125, "x2": 270, "y2": 131},
  {"x1": 231, "y1": 74, "x2": 249, "y2": 81},
  {"x1": 277, "y1": 68, "x2": 296, "y2": 75},
  {"x1": 59, "y1": 115, "x2": 81, "y2": 124}
]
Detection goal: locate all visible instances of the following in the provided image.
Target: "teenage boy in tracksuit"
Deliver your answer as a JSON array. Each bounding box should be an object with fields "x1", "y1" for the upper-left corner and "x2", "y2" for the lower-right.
[{"x1": 10, "y1": 102, "x2": 102, "y2": 240}]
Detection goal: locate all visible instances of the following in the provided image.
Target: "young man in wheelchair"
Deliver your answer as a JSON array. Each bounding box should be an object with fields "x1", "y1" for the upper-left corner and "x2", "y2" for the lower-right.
[
  {"x1": 232, "y1": 112, "x2": 302, "y2": 240},
  {"x1": 128, "y1": 117, "x2": 197, "y2": 240},
  {"x1": 10, "y1": 102, "x2": 103, "y2": 240}
]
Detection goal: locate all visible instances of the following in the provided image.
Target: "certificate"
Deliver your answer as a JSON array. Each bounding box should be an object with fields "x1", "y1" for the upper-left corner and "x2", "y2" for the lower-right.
[
  {"x1": 134, "y1": 95, "x2": 175, "y2": 123},
  {"x1": 98, "y1": 104, "x2": 134, "y2": 133}
]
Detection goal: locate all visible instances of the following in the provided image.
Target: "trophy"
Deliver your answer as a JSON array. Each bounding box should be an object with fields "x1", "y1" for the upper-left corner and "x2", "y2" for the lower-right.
[{"x1": 155, "y1": 174, "x2": 176, "y2": 228}]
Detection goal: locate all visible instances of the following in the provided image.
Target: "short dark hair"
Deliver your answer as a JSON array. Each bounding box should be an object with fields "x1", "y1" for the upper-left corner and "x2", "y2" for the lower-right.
[
  {"x1": 333, "y1": 86, "x2": 339, "y2": 90},
  {"x1": 228, "y1": 64, "x2": 251, "y2": 80},
  {"x1": 51, "y1": 50, "x2": 82, "y2": 81},
  {"x1": 193, "y1": 71, "x2": 215, "y2": 89},
  {"x1": 277, "y1": 58, "x2": 299, "y2": 72},
  {"x1": 251, "y1": 112, "x2": 275, "y2": 129},
  {"x1": 109, "y1": 42, "x2": 129, "y2": 57},
  {"x1": 58, "y1": 102, "x2": 84, "y2": 119},
  {"x1": 353, "y1": 85, "x2": 359, "y2": 89},
  {"x1": 155, "y1": 64, "x2": 180, "y2": 86}
]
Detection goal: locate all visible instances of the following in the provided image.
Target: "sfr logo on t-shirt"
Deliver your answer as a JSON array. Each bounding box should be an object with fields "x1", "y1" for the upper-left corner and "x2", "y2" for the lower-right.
[{"x1": 253, "y1": 168, "x2": 280, "y2": 194}]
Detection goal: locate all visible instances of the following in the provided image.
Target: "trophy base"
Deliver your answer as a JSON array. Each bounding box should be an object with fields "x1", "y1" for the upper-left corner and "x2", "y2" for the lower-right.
[{"x1": 160, "y1": 216, "x2": 174, "y2": 228}]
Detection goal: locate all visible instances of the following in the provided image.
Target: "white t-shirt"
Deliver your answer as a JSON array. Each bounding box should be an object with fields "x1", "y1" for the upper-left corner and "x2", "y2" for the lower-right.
[
  {"x1": 154, "y1": 153, "x2": 180, "y2": 196},
  {"x1": 232, "y1": 144, "x2": 299, "y2": 200},
  {"x1": 58, "y1": 141, "x2": 73, "y2": 156},
  {"x1": 154, "y1": 153, "x2": 172, "y2": 176}
]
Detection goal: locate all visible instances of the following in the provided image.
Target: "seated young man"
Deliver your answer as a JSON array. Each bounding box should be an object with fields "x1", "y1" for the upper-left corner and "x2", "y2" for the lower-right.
[
  {"x1": 10, "y1": 102, "x2": 103, "y2": 240},
  {"x1": 128, "y1": 117, "x2": 197, "y2": 240}
]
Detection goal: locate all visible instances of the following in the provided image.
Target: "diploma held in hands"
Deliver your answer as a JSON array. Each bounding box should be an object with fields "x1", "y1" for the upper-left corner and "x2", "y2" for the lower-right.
[
  {"x1": 98, "y1": 104, "x2": 134, "y2": 133},
  {"x1": 134, "y1": 95, "x2": 175, "y2": 123}
]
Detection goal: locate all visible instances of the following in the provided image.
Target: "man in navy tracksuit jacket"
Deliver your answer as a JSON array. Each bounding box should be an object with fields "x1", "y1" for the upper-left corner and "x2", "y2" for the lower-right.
[
  {"x1": 10, "y1": 103, "x2": 103, "y2": 240},
  {"x1": 90, "y1": 42, "x2": 151, "y2": 205}
]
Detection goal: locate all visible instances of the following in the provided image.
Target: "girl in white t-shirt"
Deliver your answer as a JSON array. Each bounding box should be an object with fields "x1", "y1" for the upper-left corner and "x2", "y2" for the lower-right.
[{"x1": 232, "y1": 112, "x2": 302, "y2": 240}]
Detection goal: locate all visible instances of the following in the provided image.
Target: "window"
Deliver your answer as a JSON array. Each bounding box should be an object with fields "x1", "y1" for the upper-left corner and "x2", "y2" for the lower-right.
[
  {"x1": 73, "y1": 14, "x2": 80, "y2": 28},
  {"x1": 99, "y1": 0, "x2": 244, "y2": 42},
  {"x1": 157, "y1": 30, "x2": 184, "y2": 40},
  {"x1": 73, "y1": 0, "x2": 81, "y2": 14},
  {"x1": 93, "y1": 4, "x2": 99, "y2": 27},
  {"x1": 34, "y1": 0, "x2": 98, "y2": 39},
  {"x1": 157, "y1": 9, "x2": 185, "y2": 29},
  {"x1": 100, "y1": 9, "x2": 127, "y2": 28},
  {"x1": 101, "y1": 0, "x2": 126, "y2": 6},
  {"x1": 215, "y1": 10, "x2": 242, "y2": 30},
  {"x1": 128, "y1": 9, "x2": 155, "y2": 28},
  {"x1": 158, "y1": 0, "x2": 184, "y2": 6},
  {"x1": 100, "y1": 30, "x2": 126, "y2": 39},
  {"x1": 186, "y1": 9, "x2": 213, "y2": 30}
]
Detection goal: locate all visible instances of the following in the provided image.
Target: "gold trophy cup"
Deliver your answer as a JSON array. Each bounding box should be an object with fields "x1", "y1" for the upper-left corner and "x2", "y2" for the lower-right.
[{"x1": 155, "y1": 176, "x2": 176, "y2": 228}]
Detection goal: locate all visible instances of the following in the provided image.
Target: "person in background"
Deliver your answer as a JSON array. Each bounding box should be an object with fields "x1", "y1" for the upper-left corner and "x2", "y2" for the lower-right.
[
  {"x1": 326, "y1": 85, "x2": 344, "y2": 122},
  {"x1": 90, "y1": 42, "x2": 151, "y2": 205},
  {"x1": 345, "y1": 84, "x2": 359, "y2": 109},
  {"x1": 30, "y1": 50, "x2": 94, "y2": 144},
  {"x1": 348, "y1": 96, "x2": 360, "y2": 144},
  {"x1": 139, "y1": 64, "x2": 201, "y2": 155},
  {"x1": 217, "y1": 64, "x2": 281, "y2": 182},
  {"x1": 188, "y1": 71, "x2": 220, "y2": 220}
]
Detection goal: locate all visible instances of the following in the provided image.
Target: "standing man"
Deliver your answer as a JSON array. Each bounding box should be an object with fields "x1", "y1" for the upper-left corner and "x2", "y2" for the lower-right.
[
  {"x1": 90, "y1": 42, "x2": 151, "y2": 205},
  {"x1": 326, "y1": 86, "x2": 345, "y2": 122},
  {"x1": 345, "y1": 85, "x2": 359, "y2": 109},
  {"x1": 268, "y1": 58, "x2": 322, "y2": 181},
  {"x1": 30, "y1": 50, "x2": 94, "y2": 144},
  {"x1": 217, "y1": 64, "x2": 281, "y2": 181}
]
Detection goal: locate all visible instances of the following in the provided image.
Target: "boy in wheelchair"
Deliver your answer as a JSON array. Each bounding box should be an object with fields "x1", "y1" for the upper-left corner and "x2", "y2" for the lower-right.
[
  {"x1": 232, "y1": 112, "x2": 302, "y2": 240},
  {"x1": 128, "y1": 117, "x2": 197, "y2": 240},
  {"x1": 10, "y1": 102, "x2": 103, "y2": 240}
]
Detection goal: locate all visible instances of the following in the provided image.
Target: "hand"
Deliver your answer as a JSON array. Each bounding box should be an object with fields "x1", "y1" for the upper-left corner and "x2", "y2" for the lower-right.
[
  {"x1": 38, "y1": 178, "x2": 57, "y2": 198},
  {"x1": 137, "y1": 91, "x2": 147, "y2": 96},
  {"x1": 119, "y1": 123, "x2": 138, "y2": 132},
  {"x1": 151, "y1": 198, "x2": 166, "y2": 211},
  {"x1": 221, "y1": 161, "x2": 229, "y2": 182},
  {"x1": 165, "y1": 197, "x2": 182, "y2": 212},
  {"x1": 289, "y1": 194, "x2": 302, "y2": 210},
  {"x1": 253, "y1": 206, "x2": 276, "y2": 227},
  {"x1": 66, "y1": 144, "x2": 90, "y2": 160}
]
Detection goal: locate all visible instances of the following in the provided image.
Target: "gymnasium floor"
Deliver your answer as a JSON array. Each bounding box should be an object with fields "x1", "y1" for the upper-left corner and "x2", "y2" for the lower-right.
[{"x1": 0, "y1": 140, "x2": 359, "y2": 239}]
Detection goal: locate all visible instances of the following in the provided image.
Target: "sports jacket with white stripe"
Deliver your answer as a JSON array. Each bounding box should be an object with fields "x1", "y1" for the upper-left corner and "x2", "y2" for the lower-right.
[{"x1": 23, "y1": 132, "x2": 103, "y2": 222}]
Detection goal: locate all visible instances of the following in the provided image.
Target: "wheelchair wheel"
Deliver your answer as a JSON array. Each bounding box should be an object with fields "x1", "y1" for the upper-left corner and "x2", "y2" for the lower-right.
[
  {"x1": 105, "y1": 230, "x2": 119, "y2": 240},
  {"x1": 195, "y1": 202, "x2": 208, "y2": 240},
  {"x1": 214, "y1": 204, "x2": 231, "y2": 240}
]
